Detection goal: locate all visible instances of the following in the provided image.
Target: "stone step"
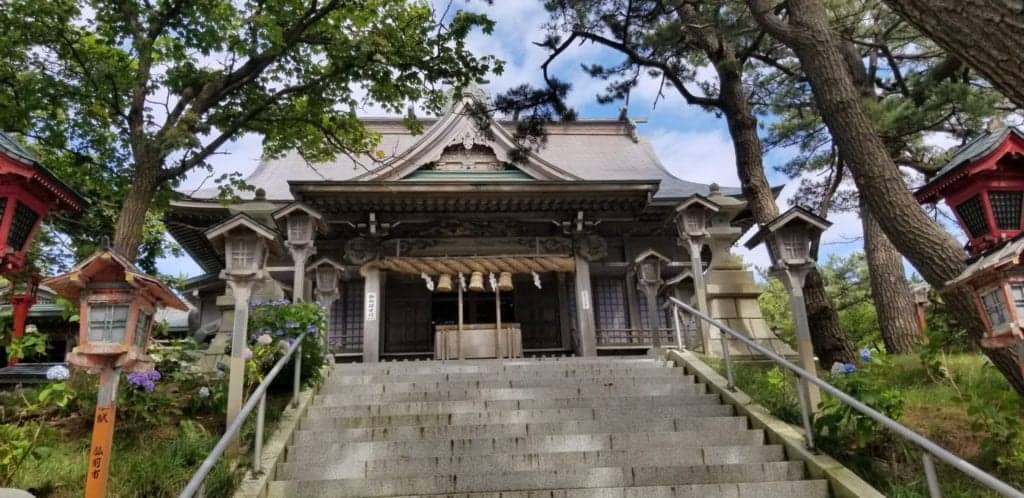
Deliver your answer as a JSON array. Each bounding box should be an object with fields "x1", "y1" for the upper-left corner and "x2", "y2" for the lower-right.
[
  {"x1": 301, "y1": 404, "x2": 737, "y2": 430},
  {"x1": 333, "y1": 357, "x2": 666, "y2": 370},
  {"x1": 312, "y1": 384, "x2": 707, "y2": 405},
  {"x1": 376, "y1": 481, "x2": 831, "y2": 498},
  {"x1": 276, "y1": 444, "x2": 787, "y2": 481},
  {"x1": 311, "y1": 393, "x2": 724, "y2": 415},
  {"x1": 292, "y1": 416, "x2": 750, "y2": 444},
  {"x1": 285, "y1": 429, "x2": 767, "y2": 461},
  {"x1": 320, "y1": 375, "x2": 696, "y2": 394},
  {"x1": 266, "y1": 462, "x2": 806, "y2": 497},
  {"x1": 331, "y1": 362, "x2": 674, "y2": 377},
  {"x1": 327, "y1": 369, "x2": 685, "y2": 385}
]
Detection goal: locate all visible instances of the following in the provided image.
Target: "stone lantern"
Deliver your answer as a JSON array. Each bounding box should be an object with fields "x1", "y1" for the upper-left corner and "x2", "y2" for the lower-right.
[
  {"x1": 0, "y1": 133, "x2": 84, "y2": 273},
  {"x1": 43, "y1": 244, "x2": 185, "y2": 497},
  {"x1": 273, "y1": 203, "x2": 325, "y2": 302},
  {"x1": 746, "y1": 206, "x2": 832, "y2": 410},
  {"x1": 205, "y1": 213, "x2": 281, "y2": 446},
  {"x1": 674, "y1": 195, "x2": 720, "y2": 347},
  {"x1": 634, "y1": 249, "x2": 671, "y2": 348},
  {"x1": 307, "y1": 257, "x2": 345, "y2": 352}
]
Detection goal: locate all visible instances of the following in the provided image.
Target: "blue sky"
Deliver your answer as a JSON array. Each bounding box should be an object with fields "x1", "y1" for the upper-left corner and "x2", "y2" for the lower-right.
[{"x1": 156, "y1": 0, "x2": 903, "y2": 279}]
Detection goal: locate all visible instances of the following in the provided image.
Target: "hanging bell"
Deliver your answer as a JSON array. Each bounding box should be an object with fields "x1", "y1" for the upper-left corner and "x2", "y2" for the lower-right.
[
  {"x1": 498, "y1": 271, "x2": 514, "y2": 292},
  {"x1": 436, "y1": 273, "x2": 453, "y2": 293},
  {"x1": 468, "y1": 271, "x2": 485, "y2": 292}
]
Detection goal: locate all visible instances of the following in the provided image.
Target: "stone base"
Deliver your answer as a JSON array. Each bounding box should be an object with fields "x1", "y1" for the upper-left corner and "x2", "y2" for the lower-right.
[{"x1": 703, "y1": 268, "x2": 797, "y2": 359}]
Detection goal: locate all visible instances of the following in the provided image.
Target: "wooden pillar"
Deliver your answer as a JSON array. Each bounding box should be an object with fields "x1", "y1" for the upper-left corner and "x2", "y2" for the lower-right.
[
  {"x1": 624, "y1": 271, "x2": 643, "y2": 331},
  {"x1": 574, "y1": 256, "x2": 597, "y2": 357},
  {"x1": 556, "y1": 273, "x2": 572, "y2": 352},
  {"x1": 363, "y1": 268, "x2": 383, "y2": 363}
]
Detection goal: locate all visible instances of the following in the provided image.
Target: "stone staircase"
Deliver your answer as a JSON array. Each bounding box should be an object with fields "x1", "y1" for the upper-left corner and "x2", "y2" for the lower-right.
[{"x1": 266, "y1": 356, "x2": 830, "y2": 497}]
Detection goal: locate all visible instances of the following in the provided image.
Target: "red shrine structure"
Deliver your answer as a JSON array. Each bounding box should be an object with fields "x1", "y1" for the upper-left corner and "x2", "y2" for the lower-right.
[
  {"x1": 916, "y1": 125, "x2": 1024, "y2": 256},
  {"x1": 0, "y1": 132, "x2": 85, "y2": 365},
  {"x1": 918, "y1": 126, "x2": 1024, "y2": 356}
]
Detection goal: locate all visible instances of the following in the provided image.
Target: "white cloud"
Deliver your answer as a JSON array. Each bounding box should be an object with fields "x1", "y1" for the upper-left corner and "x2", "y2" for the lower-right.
[{"x1": 647, "y1": 128, "x2": 741, "y2": 187}]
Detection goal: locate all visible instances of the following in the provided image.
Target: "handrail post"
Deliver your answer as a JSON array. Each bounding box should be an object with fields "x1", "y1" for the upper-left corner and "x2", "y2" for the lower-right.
[
  {"x1": 253, "y1": 393, "x2": 266, "y2": 475},
  {"x1": 292, "y1": 342, "x2": 302, "y2": 408},
  {"x1": 923, "y1": 453, "x2": 942, "y2": 498},
  {"x1": 663, "y1": 296, "x2": 1024, "y2": 498},
  {"x1": 718, "y1": 328, "x2": 736, "y2": 391},
  {"x1": 795, "y1": 375, "x2": 816, "y2": 450},
  {"x1": 672, "y1": 307, "x2": 684, "y2": 350}
]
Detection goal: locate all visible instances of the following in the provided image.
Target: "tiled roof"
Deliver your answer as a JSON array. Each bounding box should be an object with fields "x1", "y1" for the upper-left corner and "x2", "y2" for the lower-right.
[
  {"x1": 919, "y1": 126, "x2": 1024, "y2": 194},
  {"x1": 183, "y1": 119, "x2": 742, "y2": 200}
]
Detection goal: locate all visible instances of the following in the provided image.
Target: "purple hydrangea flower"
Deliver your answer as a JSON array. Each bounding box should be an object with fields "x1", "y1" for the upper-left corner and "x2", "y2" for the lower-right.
[
  {"x1": 307, "y1": 324, "x2": 318, "y2": 333},
  {"x1": 243, "y1": 348, "x2": 253, "y2": 360},
  {"x1": 859, "y1": 348, "x2": 872, "y2": 362},
  {"x1": 275, "y1": 329, "x2": 285, "y2": 337},
  {"x1": 127, "y1": 371, "x2": 158, "y2": 392},
  {"x1": 46, "y1": 365, "x2": 70, "y2": 381},
  {"x1": 844, "y1": 363, "x2": 856, "y2": 374},
  {"x1": 284, "y1": 321, "x2": 299, "y2": 329}
]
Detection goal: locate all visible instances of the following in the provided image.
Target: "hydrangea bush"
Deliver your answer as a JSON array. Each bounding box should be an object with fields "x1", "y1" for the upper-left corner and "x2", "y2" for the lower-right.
[{"x1": 245, "y1": 298, "x2": 328, "y2": 390}]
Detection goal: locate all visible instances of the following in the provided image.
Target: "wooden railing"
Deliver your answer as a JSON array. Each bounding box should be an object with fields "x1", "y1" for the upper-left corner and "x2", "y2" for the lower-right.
[{"x1": 595, "y1": 328, "x2": 674, "y2": 348}]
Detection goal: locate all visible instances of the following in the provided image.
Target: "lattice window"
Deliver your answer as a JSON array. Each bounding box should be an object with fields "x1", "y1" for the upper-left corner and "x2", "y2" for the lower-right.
[
  {"x1": 955, "y1": 195, "x2": 989, "y2": 238},
  {"x1": 981, "y1": 288, "x2": 1010, "y2": 327},
  {"x1": 330, "y1": 280, "x2": 364, "y2": 353},
  {"x1": 1010, "y1": 283, "x2": 1024, "y2": 319},
  {"x1": 227, "y1": 238, "x2": 256, "y2": 270},
  {"x1": 88, "y1": 304, "x2": 130, "y2": 343},
  {"x1": 989, "y1": 191, "x2": 1023, "y2": 230},
  {"x1": 593, "y1": 278, "x2": 628, "y2": 331},
  {"x1": 7, "y1": 202, "x2": 38, "y2": 251},
  {"x1": 638, "y1": 294, "x2": 671, "y2": 329}
]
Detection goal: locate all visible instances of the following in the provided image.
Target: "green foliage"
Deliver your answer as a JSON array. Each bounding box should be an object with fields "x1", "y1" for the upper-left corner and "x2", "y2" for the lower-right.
[
  {"x1": 0, "y1": 0, "x2": 500, "y2": 263},
  {"x1": 36, "y1": 381, "x2": 76, "y2": 412},
  {"x1": 759, "y1": 252, "x2": 889, "y2": 348},
  {"x1": 246, "y1": 299, "x2": 328, "y2": 390},
  {"x1": 814, "y1": 350, "x2": 907, "y2": 484},
  {"x1": 737, "y1": 363, "x2": 802, "y2": 425},
  {"x1": 0, "y1": 422, "x2": 43, "y2": 486},
  {"x1": 5, "y1": 327, "x2": 49, "y2": 362}
]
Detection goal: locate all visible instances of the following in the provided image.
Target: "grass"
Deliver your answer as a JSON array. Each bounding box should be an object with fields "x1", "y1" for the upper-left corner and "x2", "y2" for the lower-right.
[
  {"x1": 2, "y1": 386, "x2": 293, "y2": 498},
  {"x1": 704, "y1": 353, "x2": 1023, "y2": 498}
]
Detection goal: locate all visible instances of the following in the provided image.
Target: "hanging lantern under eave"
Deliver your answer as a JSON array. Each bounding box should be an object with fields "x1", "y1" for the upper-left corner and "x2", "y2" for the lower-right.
[
  {"x1": 947, "y1": 237, "x2": 1024, "y2": 349},
  {"x1": 43, "y1": 247, "x2": 187, "y2": 371},
  {"x1": 497, "y1": 272, "x2": 513, "y2": 292},
  {"x1": 0, "y1": 133, "x2": 85, "y2": 274},
  {"x1": 468, "y1": 271, "x2": 485, "y2": 292},
  {"x1": 436, "y1": 274, "x2": 454, "y2": 293}
]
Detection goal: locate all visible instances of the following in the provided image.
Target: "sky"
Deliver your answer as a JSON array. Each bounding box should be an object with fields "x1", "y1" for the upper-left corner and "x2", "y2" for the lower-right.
[{"x1": 156, "y1": 0, "x2": 931, "y2": 279}]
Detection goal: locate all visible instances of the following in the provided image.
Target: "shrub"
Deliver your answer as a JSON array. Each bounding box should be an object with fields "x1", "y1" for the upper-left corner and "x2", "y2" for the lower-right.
[
  {"x1": 814, "y1": 349, "x2": 906, "y2": 483},
  {"x1": 246, "y1": 299, "x2": 328, "y2": 390}
]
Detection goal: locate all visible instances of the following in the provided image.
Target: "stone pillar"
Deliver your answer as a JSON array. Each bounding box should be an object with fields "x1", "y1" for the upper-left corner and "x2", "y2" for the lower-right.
[
  {"x1": 315, "y1": 289, "x2": 340, "y2": 354},
  {"x1": 573, "y1": 256, "x2": 597, "y2": 357},
  {"x1": 684, "y1": 238, "x2": 711, "y2": 351},
  {"x1": 224, "y1": 276, "x2": 256, "y2": 452},
  {"x1": 287, "y1": 244, "x2": 315, "y2": 303},
  {"x1": 778, "y1": 267, "x2": 821, "y2": 410},
  {"x1": 362, "y1": 268, "x2": 383, "y2": 363}
]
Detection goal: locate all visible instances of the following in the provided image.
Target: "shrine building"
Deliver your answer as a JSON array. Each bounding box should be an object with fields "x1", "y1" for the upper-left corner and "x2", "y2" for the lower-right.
[{"x1": 166, "y1": 87, "x2": 795, "y2": 362}]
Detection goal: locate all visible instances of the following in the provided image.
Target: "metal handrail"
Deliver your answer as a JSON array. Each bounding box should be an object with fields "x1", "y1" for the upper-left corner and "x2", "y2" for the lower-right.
[
  {"x1": 179, "y1": 332, "x2": 307, "y2": 498},
  {"x1": 666, "y1": 296, "x2": 1024, "y2": 498}
]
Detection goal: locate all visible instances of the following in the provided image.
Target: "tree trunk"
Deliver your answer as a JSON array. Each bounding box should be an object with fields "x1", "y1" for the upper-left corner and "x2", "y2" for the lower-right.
[
  {"x1": 112, "y1": 165, "x2": 159, "y2": 262},
  {"x1": 862, "y1": 200, "x2": 923, "y2": 353},
  {"x1": 745, "y1": 0, "x2": 1024, "y2": 395},
  {"x1": 881, "y1": 0, "x2": 1024, "y2": 110},
  {"x1": 803, "y1": 267, "x2": 857, "y2": 365},
  {"x1": 706, "y1": 24, "x2": 856, "y2": 364}
]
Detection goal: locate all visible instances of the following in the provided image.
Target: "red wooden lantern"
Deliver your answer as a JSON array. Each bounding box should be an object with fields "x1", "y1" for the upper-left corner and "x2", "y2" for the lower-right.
[
  {"x1": 916, "y1": 125, "x2": 1024, "y2": 255},
  {"x1": 0, "y1": 133, "x2": 84, "y2": 273},
  {"x1": 43, "y1": 246, "x2": 187, "y2": 371}
]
